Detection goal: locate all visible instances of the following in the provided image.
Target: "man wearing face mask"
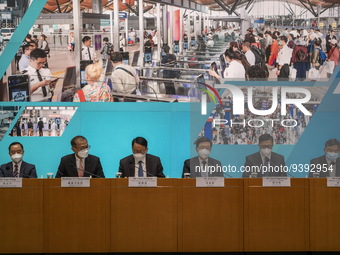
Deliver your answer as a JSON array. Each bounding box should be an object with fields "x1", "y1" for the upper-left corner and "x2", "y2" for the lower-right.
[
  {"x1": 55, "y1": 136, "x2": 105, "y2": 178},
  {"x1": 182, "y1": 137, "x2": 223, "y2": 178},
  {"x1": 118, "y1": 137, "x2": 165, "y2": 177},
  {"x1": 309, "y1": 139, "x2": 340, "y2": 177},
  {"x1": 0, "y1": 142, "x2": 37, "y2": 178},
  {"x1": 242, "y1": 134, "x2": 286, "y2": 178}
]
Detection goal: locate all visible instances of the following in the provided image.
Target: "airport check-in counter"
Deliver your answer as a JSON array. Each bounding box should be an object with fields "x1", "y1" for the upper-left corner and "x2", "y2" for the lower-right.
[{"x1": 137, "y1": 65, "x2": 215, "y2": 98}]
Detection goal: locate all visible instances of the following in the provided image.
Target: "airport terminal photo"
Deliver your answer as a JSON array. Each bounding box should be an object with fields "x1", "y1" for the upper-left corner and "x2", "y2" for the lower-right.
[{"x1": 0, "y1": 0, "x2": 340, "y2": 254}]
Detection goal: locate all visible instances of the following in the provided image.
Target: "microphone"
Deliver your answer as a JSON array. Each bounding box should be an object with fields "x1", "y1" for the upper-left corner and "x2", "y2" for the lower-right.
[
  {"x1": 73, "y1": 165, "x2": 103, "y2": 178},
  {"x1": 128, "y1": 160, "x2": 157, "y2": 177}
]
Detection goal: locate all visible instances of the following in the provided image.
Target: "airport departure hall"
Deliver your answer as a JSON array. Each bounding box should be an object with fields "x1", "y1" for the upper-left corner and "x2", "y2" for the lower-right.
[{"x1": 0, "y1": 0, "x2": 340, "y2": 254}]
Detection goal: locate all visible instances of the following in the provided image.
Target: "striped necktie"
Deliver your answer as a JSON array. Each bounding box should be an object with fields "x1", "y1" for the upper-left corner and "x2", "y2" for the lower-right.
[{"x1": 13, "y1": 164, "x2": 18, "y2": 177}]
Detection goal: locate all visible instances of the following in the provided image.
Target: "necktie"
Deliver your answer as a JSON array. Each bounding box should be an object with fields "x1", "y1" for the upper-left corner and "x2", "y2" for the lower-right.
[
  {"x1": 263, "y1": 157, "x2": 270, "y2": 176},
  {"x1": 36, "y1": 69, "x2": 47, "y2": 97},
  {"x1": 78, "y1": 159, "x2": 84, "y2": 177},
  {"x1": 201, "y1": 160, "x2": 208, "y2": 177},
  {"x1": 87, "y1": 47, "x2": 91, "y2": 60},
  {"x1": 138, "y1": 161, "x2": 143, "y2": 177},
  {"x1": 13, "y1": 164, "x2": 18, "y2": 177}
]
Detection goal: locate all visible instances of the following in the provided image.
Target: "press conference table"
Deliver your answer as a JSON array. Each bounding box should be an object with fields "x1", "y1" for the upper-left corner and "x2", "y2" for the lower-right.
[{"x1": 0, "y1": 178, "x2": 339, "y2": 253}]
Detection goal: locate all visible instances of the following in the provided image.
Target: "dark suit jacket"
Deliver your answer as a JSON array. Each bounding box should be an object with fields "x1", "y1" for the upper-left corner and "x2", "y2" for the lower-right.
[
  {"x1": 55, "y1": 154, "x2": 105, "y2": 178},
  {"x1": 182, "y1": 156, "x2": 224, "y2": 178},
  {"x1": 309, "y1": 155, "x2": 340, "y2": 177},
  {"x1": 119, "y1": 154, "x2": 165, "y2": 177},
  {"x1": 0, "y1": 161, "x2": 37, "y2": 178},
  {"x1": 242, "y1": 151, "x2": 286, "y2": 178}
]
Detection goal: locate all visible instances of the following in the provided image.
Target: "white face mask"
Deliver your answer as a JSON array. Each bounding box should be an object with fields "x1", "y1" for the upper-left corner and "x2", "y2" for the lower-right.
[
  {"x1": 326, "y1": 152, "x2": 339, "y2": 162},
  {"x1": 77, "y1": 149, "x2": 89, "y2": 159},
  {"x1": 11, "y1": 153, "x2": 23, "y2": 163},
  {"x1": 198, "y1": 149, "x2": 210, "y2": 159},
  {"x1": 260, "y1": 148, "x2": 272, "y2": 157},
  {"x1": 133, "y1": 153, "x2": 145, "y2": 160}
]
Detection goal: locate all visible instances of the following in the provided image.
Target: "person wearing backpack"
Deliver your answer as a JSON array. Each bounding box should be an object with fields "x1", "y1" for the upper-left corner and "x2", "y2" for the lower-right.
[
  {"x1": 100, "y1": 37, "x2": 113, "y2": 67},
  {"x1": 291, "y1": 39, "x2": 308, "y2": 81},
  {"x1": 242, "y1": 41, "x2": 256, "y2": 66},
  {"x1": 110, "y1": 52, "x2": 140, "y2": 95},
  {"x1": 311, "y1": 39, "x2": 323, "y2": 70}
]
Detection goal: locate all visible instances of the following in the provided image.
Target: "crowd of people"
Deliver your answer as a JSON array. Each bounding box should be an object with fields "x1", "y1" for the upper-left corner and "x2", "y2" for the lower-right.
[
  {"x1": 207, "y1": 27, "x2": 339, "y2": 81},
  {"x1": 203, "y1": 87, "x2": 320, "y2": 145},
  {"x1": 10, "y1": 117, "x2": 69, "y2": 137},
  {"x1": 9, "y1": 26, "x2": 340, "y2": 103}
]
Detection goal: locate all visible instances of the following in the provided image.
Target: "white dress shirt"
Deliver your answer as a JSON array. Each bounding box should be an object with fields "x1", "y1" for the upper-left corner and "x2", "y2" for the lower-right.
[
  {"x1": 277, "y1": 44, "x2": 293, "y2": 66},
  {"x1": 82, "y1": 45, "x2": 97, "y2": 61},
  {"x1": 24, "y1": 65, "x2": 52, "y2": 102},
  {"x1": 18, "y1": 54, "x2": 30, "y2": 72}
]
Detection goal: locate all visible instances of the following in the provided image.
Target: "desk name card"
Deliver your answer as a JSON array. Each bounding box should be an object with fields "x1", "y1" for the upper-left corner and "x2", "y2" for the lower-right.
[
  {"x1": 61, "y1": 177, "x2": 90, "y2": 187},
  {"x1": 327, "y1": 177, "x2": 340, "y2": 187},
  {"x1": 128, "y1": 177, "x2": 157, "y2": 187},
  {"x1": 0, "y1": 178, "x2": 22, "y2": 188},
  {"x1": 263, "y1": 177, "x2": 291, "y2": 187},
  {"x1": 196, "y1": 177, "x2": 225, "y2": 187}
]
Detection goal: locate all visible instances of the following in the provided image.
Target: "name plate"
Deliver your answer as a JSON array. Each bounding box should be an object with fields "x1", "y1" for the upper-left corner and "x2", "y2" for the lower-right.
[
  {"x1": 128, "y1": 177, "x2": 157, "y2": 187},
  {"x1": 196, "y1": 177, "x2": 225, "y2": 187},
  {"x1": 0, "y1": 178, "x2": 22, "y2": 188},
  {"x1": 327, "y1": 177, "x2": 340, "y2": 187},
  {"x1": 263, "y1": 177, "x2": 291, "y2": 187},
  {"x1": 61, "y1": 177, "x2": 90, "y2": 187}
]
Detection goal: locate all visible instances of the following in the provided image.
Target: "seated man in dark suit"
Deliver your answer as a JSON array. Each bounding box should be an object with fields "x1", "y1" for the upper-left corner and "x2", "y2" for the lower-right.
[
  {"x1": 56, "y1": 136, "x2": 105, "y2": 178},
  {"x1": 119, "y1": 137, "x2": 165, "y2": 177},
  {"x1": 0, "y1": 142, "x2": 37, "y2": 178},
  {"x1": 309, "y1": 139, "x2": 340, "y2": 177},
  {"x1": 182, "y1": 137, "x2": 224, "y2": 178},
  {"x1": 242, "y1": 134, "x2": 286, "y2": 178}
]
